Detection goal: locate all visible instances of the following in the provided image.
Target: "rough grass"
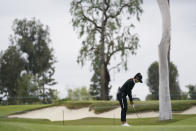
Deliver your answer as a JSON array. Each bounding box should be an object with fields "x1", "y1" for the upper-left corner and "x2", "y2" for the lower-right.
[
  {"x1": 58, "y1": 101, "x2": 93, "y2": 109},
  {"x1": 0, "y1": 104, "x2": 51, "y2": 117},
  {"x1": 56, "y1": 100, "x2": 119, "y2": 113},
  {"x1": 89, "y1": 101, "x2": 119, "y2": 113},
  {"x1": 59, "y1": 100, "x2": 196, "y2": 114}
]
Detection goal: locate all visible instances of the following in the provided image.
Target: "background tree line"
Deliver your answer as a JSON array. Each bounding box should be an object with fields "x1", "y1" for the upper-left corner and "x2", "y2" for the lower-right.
[
  {"x1": 146, "y1": 61, "x2": 196, "y2": 100},
  {"x1": 0, "y1": 18, "x2": 58, "y2": 104}
]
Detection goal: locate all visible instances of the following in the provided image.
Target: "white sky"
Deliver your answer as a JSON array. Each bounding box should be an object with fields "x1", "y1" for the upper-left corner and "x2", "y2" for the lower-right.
[{"x1": 0, "y1": 0, "x2": 196, "y2": 100}]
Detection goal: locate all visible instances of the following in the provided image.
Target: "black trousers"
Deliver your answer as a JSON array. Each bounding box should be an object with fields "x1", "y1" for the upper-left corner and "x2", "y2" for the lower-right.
[{"x1": 117, "y1": 92, "x2": 127, "y2": 122}]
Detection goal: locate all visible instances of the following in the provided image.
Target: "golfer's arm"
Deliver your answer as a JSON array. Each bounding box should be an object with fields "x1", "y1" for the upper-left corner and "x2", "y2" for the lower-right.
[{"x1": 128, "y1": 91, "x2": 133, "y2": 102}]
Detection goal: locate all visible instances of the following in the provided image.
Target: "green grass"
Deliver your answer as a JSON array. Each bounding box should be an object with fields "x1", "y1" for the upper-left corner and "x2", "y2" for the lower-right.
[
  {"x1": 128, "y1": 100, "x2": 196, "y2": 113},
  {"x1": 1, "y1": 123, "x2": 196, "y2": 131},
  {"x1": 90, "y1": 101, "x2": 119, "y2": 113},
  {"x1": 1, "y1": 100, "x2": 196, "y2": 130},
  {"x1": 59, "y1": 100, "x2": 196, "y2": 114},
  {"x1": 0, "y1": 114, "x2": 196, "y2": 131},
  {"x1": 1, "y1": 100, "x2": 196, "y2": 117},
  {"x1": 54, "y1": 100, "x2": 120, "y2": 113},
  {"x1": 1, "y1": 114, "x2": 196, "y2": 125},
  {"x1": 59, "y1": 101, "x2": 93, "y2": 109},
  {"x1": 0, "y1": 104, "x2": 51, "y2": 117}
]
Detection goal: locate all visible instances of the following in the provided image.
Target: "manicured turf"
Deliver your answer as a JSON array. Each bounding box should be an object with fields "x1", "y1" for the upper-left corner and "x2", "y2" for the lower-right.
[
  {"x1": 1, "y1": 115, "x2": 196, "y2": 131},
  {"x1": 1, "y1": 100, "x2": 196, "y2": 130},
  {"x1": 1, "y1": 114, "x2": 196, "y2": 126},
  {"x1": 170, "y1": 116, "x2": 196, "y2": 125},
  {"x1": 1, "y1": 122, "x2": 196, "y2": 131}
]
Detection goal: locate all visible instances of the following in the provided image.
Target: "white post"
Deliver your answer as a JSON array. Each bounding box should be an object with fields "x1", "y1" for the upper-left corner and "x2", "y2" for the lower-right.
[{"x1": 63, "y1": 110, "x2": 64, "y2": 125}]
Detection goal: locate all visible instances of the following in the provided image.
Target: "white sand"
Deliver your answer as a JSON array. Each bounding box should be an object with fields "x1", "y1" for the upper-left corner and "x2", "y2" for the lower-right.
[
  {"x1": 180, "y1": 106, "x2": 196, "y2": 114},
  {"x1": 8, "y1": 106, "x2": 196, "y2": 121}
]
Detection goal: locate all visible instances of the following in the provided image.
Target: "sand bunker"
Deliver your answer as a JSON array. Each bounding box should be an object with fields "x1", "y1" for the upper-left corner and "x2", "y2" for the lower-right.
[
  {"x1": 180, "y1": 106, "x2": 196, "y2": 114},
  {"x1": 9, "y1": 106, "x2": 196, "y2": 121}
]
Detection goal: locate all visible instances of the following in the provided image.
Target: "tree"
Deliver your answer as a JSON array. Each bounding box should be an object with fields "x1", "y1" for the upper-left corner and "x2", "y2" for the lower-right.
[
  {"x1": 67, "y1": 86, "x2": 91, "y2": 100},
  {"x1": 167, "y1": 0, "x2": 170, "y2": 69},
  {"x1": 186, "y1": 84, "x2": 196, "y2": 100},
  {"x1": 146, "y1": 61, "x2": 181, "y2": 100},
  {"x1": 16, "y1": 74, "x2": 39, "y2": 104},
  {"x1": 70, "y1": 0, "x2": 143, "y2": 100},
  {"x1": 89, "y1": 55, "x2": 102, "y2": 100},
  {"x1": 145, "y1": 94, "x2": 153, "y2": 100},
  {"x1": 45, "y1": 88, "x2": 59, "y2": 103},
  {"x1": 10, "y1": 18, "x2": 56, "y2": 103},
  {"x1": 146, "y1": 62, "x2": 159, "y2": 100},
  {"x1": 0, "y1": 51, "x2": 3, "y2": 95},
  {"x1": 169, "y1": 62, "x2": 181, "y2": 99},
  {"x1": 89, "y1": 73, "x2": 101, "y2": 100},
  {"x1": 157, "y1": 0, "x2": 172, "y2": 120},
  {"x1": 180, "y1": 91, "x2": 188, "y2": 100},
  {"x1": 0, "y1": 46, "x2": 25, "y2": 104}
]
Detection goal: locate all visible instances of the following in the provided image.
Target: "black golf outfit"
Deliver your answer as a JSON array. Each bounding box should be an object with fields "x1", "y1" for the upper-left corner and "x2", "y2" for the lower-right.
[{"x1": 117, "y1": 78, "x2": 135, "y2": 122}]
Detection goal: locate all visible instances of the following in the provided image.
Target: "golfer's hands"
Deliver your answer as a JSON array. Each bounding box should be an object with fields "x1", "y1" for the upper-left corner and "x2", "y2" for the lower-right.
[{"x1": 130, "y1": 101, "x2": 134, "y2": 105}]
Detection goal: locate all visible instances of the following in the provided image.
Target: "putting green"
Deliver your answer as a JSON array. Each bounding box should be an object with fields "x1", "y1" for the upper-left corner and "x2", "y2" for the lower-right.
[
  {"x1": 170, "y1": 116, "x2": 196, "y2": 125},
  {"x1": 1, "y1": 115, "x2": 196, "y2": 131},
  {"x1": 0, "y1": 121, "x2": 196, "y2": 131}
]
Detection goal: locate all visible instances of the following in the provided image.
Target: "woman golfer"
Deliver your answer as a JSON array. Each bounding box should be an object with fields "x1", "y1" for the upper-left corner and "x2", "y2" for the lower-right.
[{"x1": 117, "y1": 73, "x2": 143, "y2": 126}]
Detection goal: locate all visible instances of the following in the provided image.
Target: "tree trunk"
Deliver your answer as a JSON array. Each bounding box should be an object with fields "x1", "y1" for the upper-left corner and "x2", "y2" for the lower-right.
[
  {"x1": 43, "y1": 85, "x2": 46, "y2": 103},
  {"x1": 167, "y1": 0, "x2": 170, "y2": 93},
  {"x1": 100, "y1": 63, "x2": 106, "y2": 100},
  {"x1": 100, "y1": 21, "x2": 107, "y2": 100},
  {"x1": 157, "y1": 0, "x2": 172, "y2": 120},
  {"x1": 105, "y1": 66, "x2": 110, "y2": 100}
]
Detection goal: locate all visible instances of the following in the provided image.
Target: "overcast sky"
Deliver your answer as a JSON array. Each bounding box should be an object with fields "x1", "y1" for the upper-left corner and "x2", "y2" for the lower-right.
[{"x1": 0, "y1": 0, "x2": 196, "y2": 100}]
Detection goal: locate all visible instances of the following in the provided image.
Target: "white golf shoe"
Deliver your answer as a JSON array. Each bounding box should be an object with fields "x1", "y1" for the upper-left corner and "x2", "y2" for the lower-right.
[{"x1": 121, "y1": 123, "x2": 131, "y2": 127}]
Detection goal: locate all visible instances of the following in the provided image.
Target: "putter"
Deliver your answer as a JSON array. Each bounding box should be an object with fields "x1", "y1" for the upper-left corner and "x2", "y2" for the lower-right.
[{"x1": 132, "y1": 104, "x2": 139, "y2": 118}]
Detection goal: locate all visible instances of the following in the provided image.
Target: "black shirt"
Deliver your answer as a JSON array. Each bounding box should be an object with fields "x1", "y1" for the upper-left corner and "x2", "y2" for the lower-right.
[{"x1": 120, "y1": 78, "x2": 135, "y2": 101}]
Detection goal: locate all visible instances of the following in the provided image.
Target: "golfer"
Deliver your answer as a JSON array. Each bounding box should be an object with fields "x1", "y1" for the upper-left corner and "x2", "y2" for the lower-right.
[{"x1": 117, "y1": 73, "x2": 143, "y2": 126}]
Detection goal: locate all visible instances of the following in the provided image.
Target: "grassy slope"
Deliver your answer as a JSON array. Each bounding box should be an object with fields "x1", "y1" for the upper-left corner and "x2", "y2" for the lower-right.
[
  {"x1": 170, "y1": 116, "x2": 196, "y2": 125},
  {"x1": 1, "y1": 115, "x2": 196, "y2": 131},
  {"x1": 60, "y1": 100, "x2": 196, "y2": 114},
  {"x1": 0, "y1": 104, "x2": 50, "y2": 117}
]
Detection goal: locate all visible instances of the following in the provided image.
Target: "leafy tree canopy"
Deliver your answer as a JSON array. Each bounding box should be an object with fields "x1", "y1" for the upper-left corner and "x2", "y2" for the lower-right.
[{"x1": 146, "y1": 61, "x2": 181, "y2": 100}]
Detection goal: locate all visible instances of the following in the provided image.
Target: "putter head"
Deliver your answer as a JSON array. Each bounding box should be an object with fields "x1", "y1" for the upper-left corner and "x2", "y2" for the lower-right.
[{"x1": 133, "y1": 104, "x2": 142, "y2": 118}]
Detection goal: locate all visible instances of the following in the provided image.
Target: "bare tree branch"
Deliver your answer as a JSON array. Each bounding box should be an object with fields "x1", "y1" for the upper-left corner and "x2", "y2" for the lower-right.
[
  {"x1": 79, "y1": 5, "x2": 102, "y2": 33},
  {"x1": 103, "y1": 0, "x2": 110, "y2": 22},
  {"x1": 107, "y1": 1, "x2": 134, "y2": 19},
  {"x1": 106, "y1": 46, "x2": 134, "y2": 65},
  {"x1": 90, "y1": 0, "x2": 103, "y2": 11},
  {"x1": 109, "y1": 62, "x2": 121, "y2": 71}
]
